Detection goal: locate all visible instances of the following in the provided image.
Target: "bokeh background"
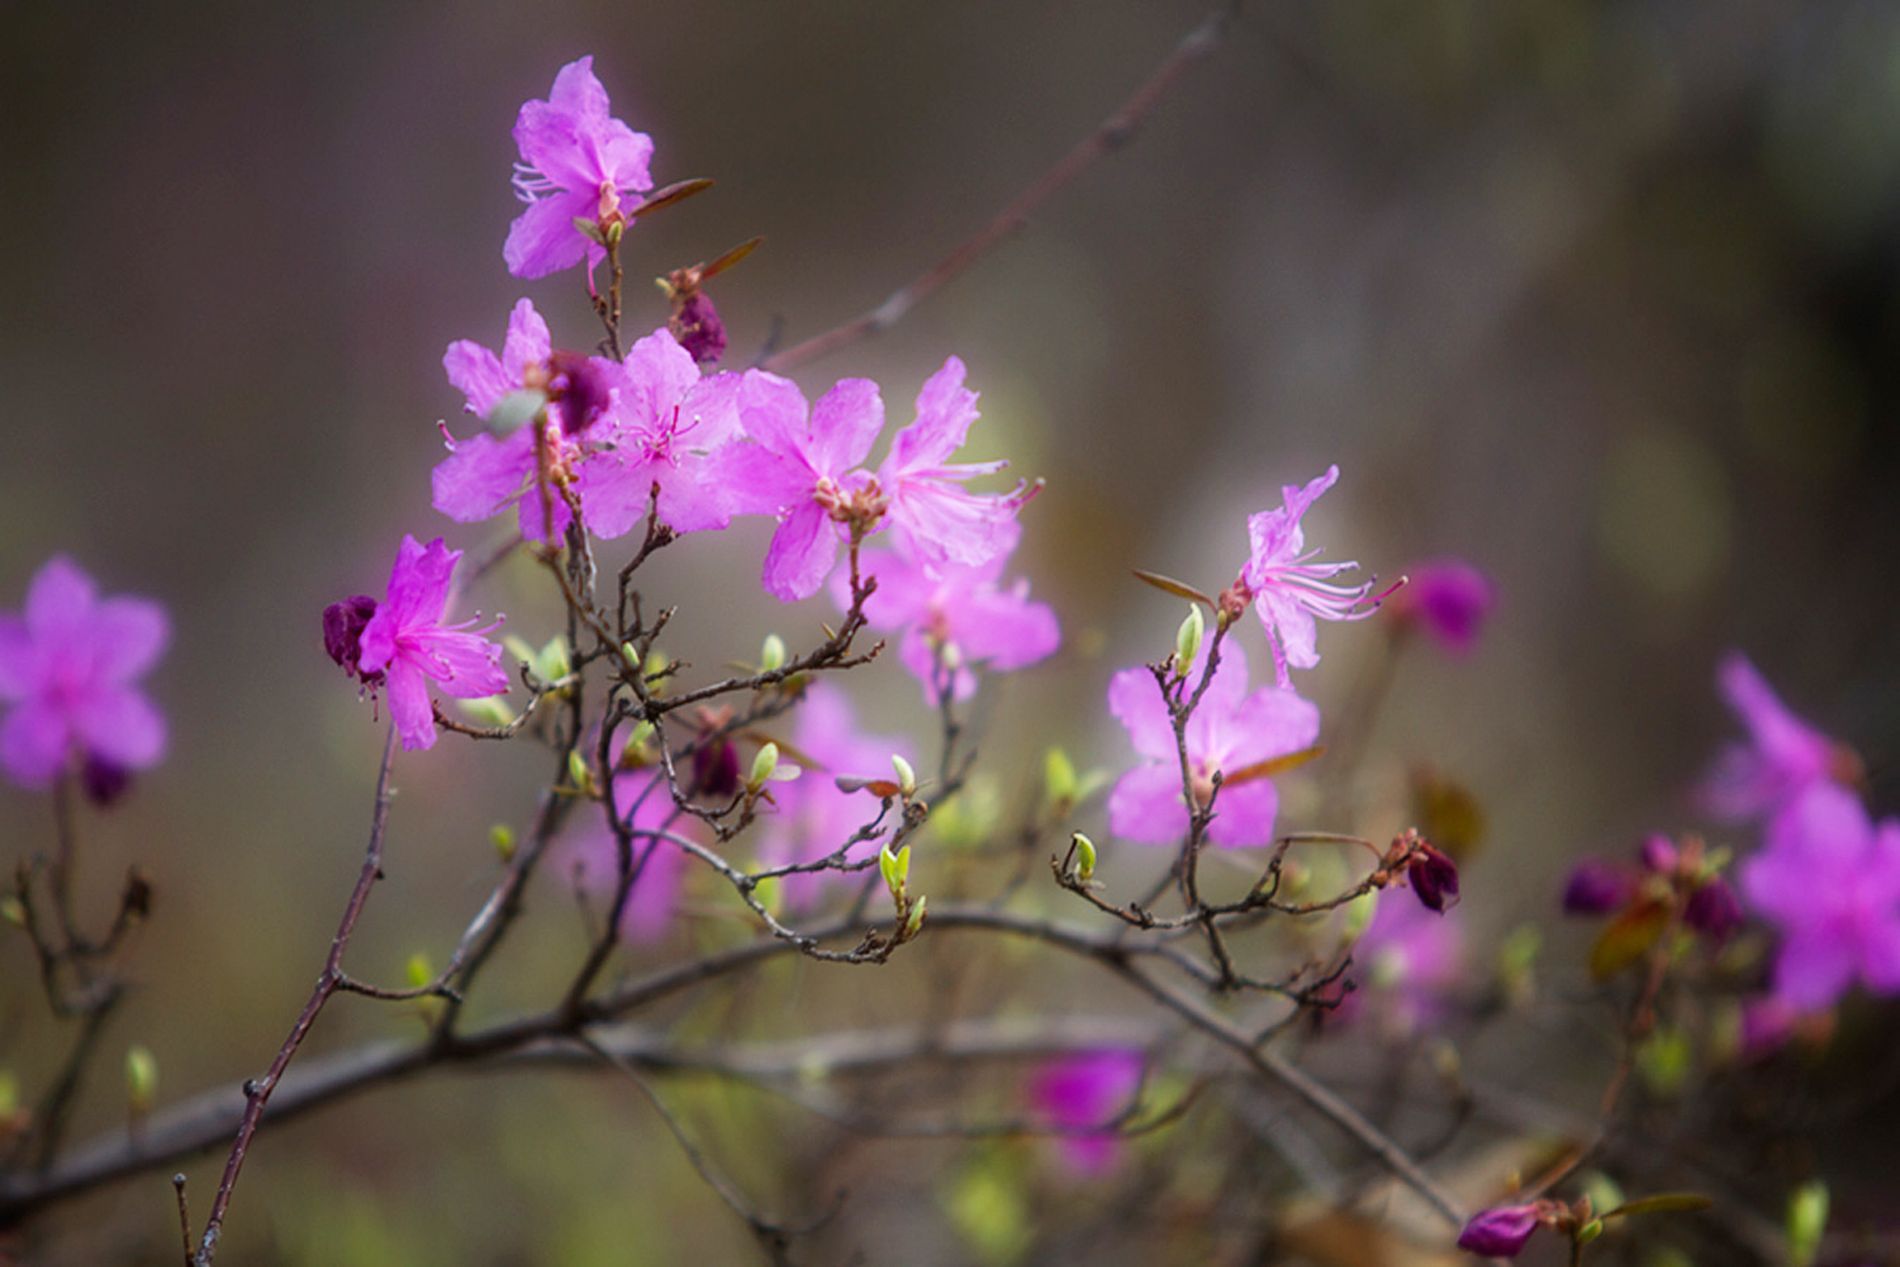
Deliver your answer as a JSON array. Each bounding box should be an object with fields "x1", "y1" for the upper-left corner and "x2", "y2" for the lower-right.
[{"x1": 4, "y1": 0, "x2": 1898, "y2": 1262}]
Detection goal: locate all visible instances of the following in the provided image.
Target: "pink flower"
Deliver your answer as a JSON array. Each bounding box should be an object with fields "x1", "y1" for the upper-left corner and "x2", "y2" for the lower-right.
[
  {"x1": 1106, "y1": 643, "x2": 1319, "y2": 848},
  {"x1": 1027, "y1": 1050, "x2": 1144, "y2": 1175},
  {"x1": 560, "y1": 774, "x2": 691, "y2": 943},
  {"x1": 873, "y1": 357, "x2": 1027, "y2": 574},
  {"x1": 753, "y1": 684, "x2": 911, "y2": 910},
  {"x1": 842, "y1": 523, "x2": 1059, "y2": 702},
  {"x1": 1352, "y1": 894, "x2": 1465, "y2": 1032},
  {"x1": 1699, "y1": 652, "x2": 1854, "y2": 822},
  {"x1": 715, "y1": 371, "x2": 888, "y2": 601},
  {"x1": 352, "y1": 536, "x2": 510, "y2": 752},
  {"x1": 1740, "y1": 784, "x2": 1900, "y2": 1013},
  {"x1": 1388, "y1": 558, "x2": 1494, "y2": 656},
  {"x1": 1239, "y1": 466, "x2": 1377, "y2": 687},
  {"x1": 431, "y1": 299, "x2": 622, "y2": 541},
  {"x1": 0, "y1": 557, "x2": 168, "y2": 791},
  {"x1": 504, "y1": 57, "x2": 655, "y2": 280},
  {"x1": 573, "y1": 327, "x2": 743, "y2": 538},
  {"x1": 1456, "y1": 1204, "x2": 1542, "y2": 1258}
]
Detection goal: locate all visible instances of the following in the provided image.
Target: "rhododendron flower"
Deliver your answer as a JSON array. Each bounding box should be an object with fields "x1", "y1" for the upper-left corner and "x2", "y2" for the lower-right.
[
  {"x1": 873, "y1": 357, "x2": 1027, "y2": 574},
  {"x1": 1699, "y1": 652, "x2": 1855, "y2": 821},
  {"x1": 753, "y1": 684, "x2": 912, "y2": 909},
  {"x1": 716, "y1": 371, "x2": 888, "y2": 600},
  {"x1": 0, "y1": 557, "x2": 168, "y2": 791},
  {"x1": 1456, "y1": 1203, "x2": 1542, "y2": 1258},
  {"x1": 1388, "y1": 558, "x2": 1494, "y2": 656},
  {"x1": 432, "y1": 299, "x2": 620, "y2": 541},
  {"x1": 1740, "y1": 784, "x2": 1900, "y2": 1012},
  {"x1": 1107, "y1": 643, "x2": 1319, "y2": 847},
  {"x1": 1027, "y1": 1049, "x2": 1144, "y2": 1175},
  {"x1": 1352, "y1": 894, "x2": 1465, "y2": 1032},
  {"x1": 843, "y1": 524, "x2": 1059, "y2": 702},
  {"x1": 351, "y1": 536, "x2": 510, "y2": 752},
  {"x1": 560, "y1": 773, "x2": 690, "y2": 943},
  {"x1": 575, "y1": 327, "x2": 743, "y2": 538},
  {"x1": 504, "y1": 56, "x2": 655, "y2": 280},
  {"x1": 1238, "y1": 466, "x2": 1378, "y2": 686}
]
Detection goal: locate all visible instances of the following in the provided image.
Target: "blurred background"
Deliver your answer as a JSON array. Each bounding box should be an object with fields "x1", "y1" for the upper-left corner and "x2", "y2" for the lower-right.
[{"x1": 3, "y1": 0, "x2": 1898, "y2": 1262}]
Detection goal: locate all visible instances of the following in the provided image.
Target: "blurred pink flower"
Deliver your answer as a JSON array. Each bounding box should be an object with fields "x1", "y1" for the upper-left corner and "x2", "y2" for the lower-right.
[
  {"x1": 1239, "y1": 466, "x2": 1377, "y2": 687},
  {"x1": 1456, "y1": 1203, "x2": 1541, "y2": 1258},
  {"x1": 504, "y1": 56, "x2": 655, "y2": 279},
  {"x1": 1027, "y1": 1049, "x2": 1144, "y2": 1175},
  {"x1": 560, "y1": 773, "x2": 690, "y2": 943},
  {"x1": 1699, "y1": 652, "x2": 1853, "y2": 821},
  {"x1": 355, "y1": 536, "x2": 509, "y2": 752},
  {"x1": 843, "y1": 523, "x2": 1058, "y2": 703},
  {"x1": 1740, "y1": 784, "x2": 1900, "y2": 1012},
  {"x1": 1106, "y1": 643, "x2": 1319, "y2": 848},
  {"x1": 1389, "y1": 558, "x2": 1494, "y2": 656},
  {"x1": 1353, "y1": 892, "x2": 1465, "y2": 1031},
  {"x1": 0, "y1": 557, "x2": 168, "y2": 791}
]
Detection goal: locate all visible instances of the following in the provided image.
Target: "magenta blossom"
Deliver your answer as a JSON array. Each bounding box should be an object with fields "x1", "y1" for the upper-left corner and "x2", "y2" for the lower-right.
[
  {"x1": 432, "y1": 299, "x2": 623, "y2": 541},
  {"x1": 1562, "y1": 859, "x2": 1634, "y2": 915},
  {"x1": 504, "y1": 56, "x2": 655, "y2": 280},
  {"x1": 1740, "y1": 784, "x2": 1900, "y2": 1013},
  {"x1": 715, "y1": 371, "x2": 888, "y2": 601},
  {"x1": 1389, "y1": 558, "x2": 1494, "y2": 656},
  {"x1": 1456, "y1": 1203, "x2": 1542, "y2": 1258},
  {"x1": 842, "y1": 524, "x2": 1059, "y2": 703},
  {"x1": 1351, "y1": 894, "x2": 1465, "y2": 1032},
  {"x1": 352, "y1": 536, "x2": 510, "y2": 752},
  {"x1": 560, "y1": 773, "x2": 691, "y2": 944},
  {"x1": 873, "y1": 357, "x2": 1029, "y2": 574},
  {"x1": 1027, "y1": 1049, "x2": 1145, "y2": 1175},
  {"x1": 753, "y1": 684, "x2": 912, "y2": 910},
  {"x1": 0, "y1": 557, "x2": 168, "y2": 792},
  {"x1": 1107, "y1": 643, "x2": 1320, "y2": 848},
  {"x1": 1238, "y1": 466, "x2": 1379, "y2": 687},
  {"x1": 1699, "y1": 652, "x2": 1855, "y2": 821},
  {"x1": 574, "y1": 327, "x2": 743, "y2": 538}
]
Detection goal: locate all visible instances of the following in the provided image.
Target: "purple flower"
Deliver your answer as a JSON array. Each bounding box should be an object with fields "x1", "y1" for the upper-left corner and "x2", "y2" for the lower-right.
[
  {"x1": 1239, "y1": 466, "x2": 1378, "y2": 687},
  {"x1": 432, "y1": 299, "x2": 624, "y2": 541},
  {"x1": 1390, "y1": 558, "x2": 1494, "y2": 656},
  {"x1": 1407, "y1": 842, "x2": 1461, "y2": 913},
  {"x1": 753, "y1": 684, "x2": 912, "y2": 909},
  {"x1": 353, "y1": 536, "x2": 510, "y2": 752},
  {"x1": 560, "y1": 773, "x2": 690, "y2": 943},
  {"x1": 1106, "y1": 643, "x2": 1320, "y2": 848},
  {"x1": 1562, "y1": 859, "x2": 1634, "y2": 915},
  {"x1": 1456, "y1": 1204, "x2": 1542, "y2": 1258},
  {"x1": 1352, "y1": 894, "x2": 1465, "y2": 1031},
  {"x1": 1027, "y1": 1049, "x2": 1144, "y2": 1175},
  {"x1": 0, "y1": 557, "x2": 168, "y2": 791},
  {"x1": 715, "y1": 371, "x2": 888, "y2": 601},
  {"x1": 1740, "y1": 784, "x2": 1900, "y2": 1012},
  {"x1": 1699, "y1": 652, "x2": 1852, "y2": 822},
  {"x1": 842, "y1": 523, "x2": 1059, "y2": 702},
  {"x1": 504, "y1": 56, "x2": 655, "y2": 280},
  {"x1": 1684, "y1": 875, "x2": 1743, "y2": 944},
  {"x1": 574, "y1": 327, "x2": 743, "y2": 539},
  {"x1": 873, "y1": 357, "x2": 1028, "y2": 575},
  {"x1": 670, "y1": 290, "x2": 727, "y2": 365}
]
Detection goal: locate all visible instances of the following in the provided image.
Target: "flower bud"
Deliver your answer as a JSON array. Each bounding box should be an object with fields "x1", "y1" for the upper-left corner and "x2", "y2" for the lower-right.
[
  {"x1": 405, "y1": 952, "x2": 434, "y2": 990},
  {"x1": 125, "y1": 1045, "x2": 158, "y2": 1116},
  {"x1": 1407, "y1": 841, "x2": 1460, "y2": 913},
  {"x1": 567, "y1": 750, "x2": 595, "y2": 797},
  {"x1": 1575, "y1": 1218, "x2": 1604, "y2": 1245},
  {"x1": 759, "y1": 633, "x2": 787, "y2": 673},
  {"x1": 1071, "y1": 832, "x2": 1097, "y2": 882},
  {"x1": 1456, "y1": 1204, "x2": 1541, "y2": 1258},
  {"x1": 904, "y1": 894, "x2": 928, "y2": 938},
  {"x1": 749, "y1": 742, "x2": 781, "y2": 790},
  {"x1": 489, "y1": 824, "x2": 517, "y2": 861},
  {"x1": 458, "y1": 696, "x2": 515, "y2": 728},
  {"x1": 879, "y1": 843, "x2": 911, "y2": 897},
  {"x1": 535, "y1": 635, "x2": 571, "y2": 683},
  {"x1": 1044, "y1": 748, "x2": 1079, "y2": 812},
  {"x1": 670, "y1": 290, "x2": 728, "y2": 365},
  {"x1": 891, "y1": 754, "x2": 917, "y2": 799},
  {"x1": 1174, "y1": 604, "x2": 1205, "y2": 675},
  {"x1": 81, "y1": 755, "x2": 134, "y2": 807},
  {"x1": 1786, "y1": 1180, "x2": 1828, "y2": 1267},
  {"x1": 1562, "y1": 859, "x2": 1632, "y2": 915},
  {"x1": 692, "y1": 736, "x2": 741, "y2": 800},
  {"x1": 1640, "y1": 834, "x2": 1679, "y2": 875},
  {"x1": 1684, "y1": 876, "x2": 1742, "y2": 944}
]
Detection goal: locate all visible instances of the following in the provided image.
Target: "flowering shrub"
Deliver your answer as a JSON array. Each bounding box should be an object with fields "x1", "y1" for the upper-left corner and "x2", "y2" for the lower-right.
[{"x1": 0, "y1": 40, "x2": 1889, "y2": 1267}]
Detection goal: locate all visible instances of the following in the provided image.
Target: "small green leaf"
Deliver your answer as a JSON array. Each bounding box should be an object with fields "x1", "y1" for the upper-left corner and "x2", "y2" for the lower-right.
[
  {"x1": 1589, "y1": 900, "x2": 1668, "y2": 981},
  {"x1": 1600, "y1": 1192, "x2": 1713, "y2": 1220}
]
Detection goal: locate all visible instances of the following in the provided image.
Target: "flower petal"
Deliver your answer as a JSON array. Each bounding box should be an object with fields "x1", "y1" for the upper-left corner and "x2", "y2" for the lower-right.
[
  {"x1": 809, "y1": 378, "x2": 884, "y2": 475},
  {"x1": 1107, "y1": 667, "x2": 1175, "y2": 764},
  {"x1": 1, "y1": 700, "x2": 72, "y2": 787},
  {"x1": 431, "y1": 430, "x2": 533, "y2": 523},
  {"x1": 504, "y1": 190, "x2": 595, "y2": 280},
  {"x1": 1108, "y1": 763, "x2": 1187, "y2": 844},
  {"x1": 760, "y1": 501, "x2": 838, "y2": 602},
  {"x1": 384, "y1": 662, "x2": 438, "y2": 752},
  {"x1": 91, "y1": 597, "x2": 170, "y2": 684},
  {"x1": 73, "y1": 686, "x2": 166, "y2": 769}
]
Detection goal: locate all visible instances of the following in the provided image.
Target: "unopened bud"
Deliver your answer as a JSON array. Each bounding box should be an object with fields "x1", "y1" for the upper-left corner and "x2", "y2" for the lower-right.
[
  {"x1": 458, "y1": 696, "x2": 515, "y2": 727},
  {"x1": 1044, "y1": 748, "x2": 1079, "y2": 811},
  {"x1": 536, "y1": 636, "x2": 571, "y2": 683},
  {"x1": 1175, "y1": 604, "x2": 1205, "y2": 675},
  {"x1": 405, "y1": 952, "x2": 434, "y2": 990},
  {"x1": 904, "y1": 894, "x2": 928, "y2": 938},
  {"x1": 1576, "y1": 1219, "x2": 1604, "y2": 1246},
  {"x1": 749, "y1": 742, "x2": 780, "y2": 789},
  {"x1": 879, "y1": 843, "x2": 911, "y2": 897},
  {"x1": 1071, "y1": 832, "x2": 1098, "y2": 881},
  {"x1": 759, "y1": 634, "x2": 787, "y2": 673},
  {"x1": 1787, "y1": 1181, "x2": 1828, "y2": 1267},
  {"x1": 567, "y1": 750, "x2": 595, "y2": 796},
  {"x1": 891, "y1": 754, "x2": 917, "y2": 798},
  {"x1": 489, "y1": 824, "x2": 517, "y2": 861},
  {"x1": 125, "y1": 1045, "x2": 158, "y2": 1116}
]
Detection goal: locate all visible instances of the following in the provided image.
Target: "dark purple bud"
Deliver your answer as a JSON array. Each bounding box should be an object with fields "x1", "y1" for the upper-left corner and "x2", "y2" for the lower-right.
[
  {"x1": 546, "y1": 350, "x2": 614, "y2": 435},
  {"x1": 1456, "y1": 1204, "x2": 1541, "y2": 1258},
  {"x1": 692, "y1": 736, "x2": 742, "y2": 802},
  {"x1": 323, "y1": 595, "x2": 381, "y2": 686},
  {"x1": 1640, "y1": 833, "x2": 1678, "y2": 875},
  {"x1": 1408, "y1": 843, "x2": 1460, "y2": 913},
  {"x1": 1561, "y1": 859, "x2": 1632, "y2": 916},
  {"x1": 1684, "y1": 876, "x2": 1743, "y2": 944},
  {"x1": 80, "y1": 754, "x2": 134, "y2": 808},
  {"x1": 671, "y1": 290, "x2": 727, "y2": 365}
]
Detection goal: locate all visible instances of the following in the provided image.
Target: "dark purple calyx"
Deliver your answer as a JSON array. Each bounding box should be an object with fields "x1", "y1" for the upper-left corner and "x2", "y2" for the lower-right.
[{"x1": 324, "y1": 595, "x2": 381, "y2": 686}]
